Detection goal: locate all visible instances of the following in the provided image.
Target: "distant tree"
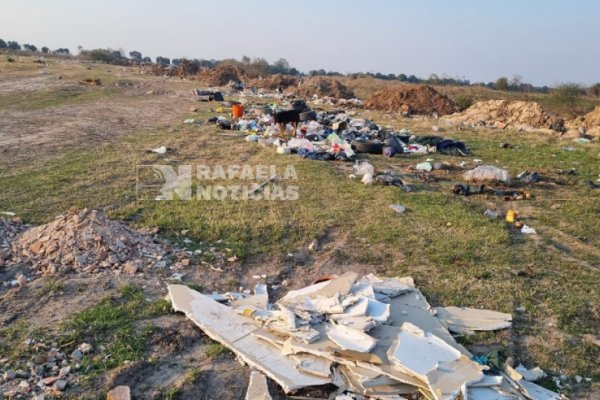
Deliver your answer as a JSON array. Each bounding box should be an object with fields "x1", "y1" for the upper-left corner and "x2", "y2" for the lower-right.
[
  {"x1": 129, "y1": 50, "x2": 142, "y2": 61},
  {"x1": 41, "y1": 46, "x2": 49, "y2": 53},
  {"x1": 0, "y1": 39, "x2": 6, "y2": 49},
  {"x1": 510, "y1": 75, "x2": 522, "y2": 89},
  {"x1": 550, "y1": 83, "x2": 585, "y2": 116},
  {"x1": 142, "y1": 56, "x2": 152, "y2": 63},
  {"x1": 397, "y1": 73, "x2": 407, "y2": 82},
  {"x1": 495, "y1": 77, "x2": 509, "y2": 91},
  {"x1": 54, "y1": 48, "x2": 70, "y2": 55},
  {"x1": 407, "y1": 75, "x2": 419, "y2": 83},
  {"x1": 77, "y1": 45, "x2": 83, "y2": 52},
  {"x1": 241, "y1": 55, "x2": 251, "y2": 65},
  {"x1": 7, "y1": 41, "x2": 21, "y2": 50},
  {"x1": 288, "y1": 67, "x2": 299, "y2": 76},
  {"x1": 171, "y1": 58, "x2": 181, "y2": 66},
  {"x1": 428, "y1": 73, "x2": 439, "y2": 84},
  {"x1": 23, "y1": 44, "x2": 37, "y2": 52},
  {"x1": 156, "y1": 56, "x2": 170, "y2": 66}
]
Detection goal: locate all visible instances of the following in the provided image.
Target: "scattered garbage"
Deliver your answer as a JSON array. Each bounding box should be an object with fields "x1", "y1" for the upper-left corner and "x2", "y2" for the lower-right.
[
  {"x1": 521, "y1": 225, "x2": 537, "y2": 235},
  {"x1": 78, "y1": 78, "x2": 101, "y2": 86},
  {"x1": 389, "y1": 205, "x2": 406, "y2": 214},
  {"x1": 484, "y1": 209, "x2": 499, "y2": 219},
  {"x1": 416, "y1": 162, "x2": 433, "y2": 172},
  {"x1": 464, "y1": 165, "x2": 510, "y2": 184},
  {"x1": 168, "y1": 273, "x2": 561, "y2": 399},
  {"x1": 517, "y1": 171, "x2": 541, "y2": 184}
]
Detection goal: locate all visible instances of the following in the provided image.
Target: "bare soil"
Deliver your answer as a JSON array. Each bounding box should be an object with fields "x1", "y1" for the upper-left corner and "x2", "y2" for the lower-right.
[{"x1": 364, "y1": 85, "x2": 457, "y2": 116}]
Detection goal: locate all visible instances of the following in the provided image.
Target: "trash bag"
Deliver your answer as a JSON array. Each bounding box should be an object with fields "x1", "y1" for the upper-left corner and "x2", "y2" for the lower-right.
[
  {"x1": 464, "y1": 165, "x2": 510, "y2": 184},
  {"x1": 436, "y1": 139, "x2": 471, "y2": 156}
]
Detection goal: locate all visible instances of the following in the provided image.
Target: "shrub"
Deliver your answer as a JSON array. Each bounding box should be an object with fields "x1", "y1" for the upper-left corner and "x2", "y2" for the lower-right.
[{"x1": 455, "y1": 95, "x2": 474, "y2": 111}]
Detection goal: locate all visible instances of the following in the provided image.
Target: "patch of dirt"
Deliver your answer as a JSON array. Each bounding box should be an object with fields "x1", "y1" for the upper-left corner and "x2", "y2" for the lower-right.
[
  {"x1": 445, "y1": 100, "x2": 565, "y2": 132},
  {"x1": 196, "y1": 64, "x2": 247, "y2": 87},
  {"x1": 565, "y1": 105, "x2": 600, "y2": 137},
  {"x1": 288, "y1": 77, "x2": 356, "y2": 99},
  {"x1": 0, "y1": 81, "x2": 195, "y2": 164},
  {"x1": 248, "y1": 74, "x2": 299, "y2": 91}
]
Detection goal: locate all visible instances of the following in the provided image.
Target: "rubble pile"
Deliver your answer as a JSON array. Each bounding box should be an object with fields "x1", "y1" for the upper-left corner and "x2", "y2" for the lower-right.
[
  {"x1": 197, "y1": 64, "x2": 247, "y2": 87},
  {"x1": 11, "y1": 209, "x2": 169, "y2": 274},
  {"x1": 169, "y1": 273, "x2": 562, "y2": 400},
  {"x1": 248, "y1": 74, "x2": 300, "y2": 91},
  {"x1": 445, "y1": 100, "x2": 565, "y2": 132},
  {"x1": 565, "y1": 105, "x2": 600, "y2": 137},
  {"x1": 364, "y1": 85, "x2": 458, "y2": 116},
  {"x1": 0, "y1": 217, "x2": 27, "y2": 263},
  {"x1": 289, "y1": 77, "x2": 356, "y2": 100}
]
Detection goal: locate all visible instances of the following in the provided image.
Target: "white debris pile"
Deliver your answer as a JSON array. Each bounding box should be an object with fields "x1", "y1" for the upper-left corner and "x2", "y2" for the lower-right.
[
  {"x1": 11, "y1": 209, "x2": 170, "y2": 274},
  {"x1": 168, "y1": 273, "x2": 565, "y2": 400}
]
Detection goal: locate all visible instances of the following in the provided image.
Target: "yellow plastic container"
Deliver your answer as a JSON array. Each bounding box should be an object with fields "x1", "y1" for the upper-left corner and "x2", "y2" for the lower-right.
[{"x1": 506, "y1": 209, "x2": 518, "y2": 223}]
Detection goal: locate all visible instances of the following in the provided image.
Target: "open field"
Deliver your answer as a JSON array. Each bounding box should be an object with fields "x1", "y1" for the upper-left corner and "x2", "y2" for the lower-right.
[{"x1": 0, "y1": 55, "x2": 599, "y2": 399}]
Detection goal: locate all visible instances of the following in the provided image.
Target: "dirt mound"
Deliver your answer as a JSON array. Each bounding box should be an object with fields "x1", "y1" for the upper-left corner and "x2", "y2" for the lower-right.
[
  {"x1": 364, "y1": 85, "x2": 457, "y2": 116},
  {"x1": 446, "y1": 100, "x2": 564, "y2": 132},
  {"x1": 565, "y1": 106, "x2": 600, "y2": 137},
  {"x1": 11, "y1": 209, "x2": 170, "y2": 274},
  {"x1": 289, "y1": 77, "x2": 356, "y2": 99},
  {"x1": 197, "y1": 64, "x2": 247, "y2": 87},
  {"x1": 248, "y1": 74, "x2": 299, "y2": 91}
]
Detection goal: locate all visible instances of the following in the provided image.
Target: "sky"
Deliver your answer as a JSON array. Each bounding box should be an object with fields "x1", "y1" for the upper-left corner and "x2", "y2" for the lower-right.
[{"x1": 1, "y1": 0, "x2": 598, "y2": 86}]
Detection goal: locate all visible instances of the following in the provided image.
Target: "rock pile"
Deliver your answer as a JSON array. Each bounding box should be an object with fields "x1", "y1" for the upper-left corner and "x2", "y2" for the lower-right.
[
  {"x1": 364, "y1": 85, "x2": 458, "y2": 116},
  {"x1": 11, "y1": 209, "x2": 169, "y2": 274},
  {"x1": 445, "y1": 100, "x2": 565, "y2": 132},
  {"x1": 0, "y1": 217, "x2": 27, "y2": 263}
]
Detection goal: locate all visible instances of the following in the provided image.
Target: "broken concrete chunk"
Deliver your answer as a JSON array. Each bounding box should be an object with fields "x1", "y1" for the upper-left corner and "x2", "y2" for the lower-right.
[
  {"x1": 358, "y1": 274, "x2": 414, "y2": 297},
  {"x1": 515, "y1": 364, "x2": 546, "y2": 382},
  {"x1": 245, "y1": 370, "x2": 273, "y2": 400},
  {"x1": 293, "y1": 355, "x2": 332, "y2": 378},
  {"x1": 434, "y1": 306, "x2": 512, "y2": 334}
]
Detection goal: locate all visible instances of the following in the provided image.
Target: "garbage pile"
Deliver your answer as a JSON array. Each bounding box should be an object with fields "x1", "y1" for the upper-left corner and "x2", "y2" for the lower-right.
[
  {"x1": 210, "y1": 105, "x2": 471, "y2": 162},
  {"x1": 288, "y1": 77, "x2": 356, "y2": 100},
  {"x1": 10, "y1": 209, "x2": 170, "y2": 275},
  {"x1": 364, "y1": 85, "x2": 458, "y2": 116},
  {"x1": 565, "y1": 105, "x2": 600, "y2": 138},
  {"x1": 445, "y1": 100, "x2": 565, "y2": 132},
  {"x1": 196, "y1": 64, "x2": 247, "y2": 87},
  {"x1": 169, "y1": 273, "x2": 563, "y2": 399}
]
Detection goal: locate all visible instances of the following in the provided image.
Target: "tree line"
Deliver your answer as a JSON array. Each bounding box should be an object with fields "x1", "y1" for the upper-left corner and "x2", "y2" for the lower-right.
[{"x1": 2, "y1": 38, "x2": 599, "y2": 97}]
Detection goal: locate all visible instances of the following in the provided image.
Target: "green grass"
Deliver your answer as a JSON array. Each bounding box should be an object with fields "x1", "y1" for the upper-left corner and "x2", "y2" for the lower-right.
[
  {"x1": 203, "y1": 342, "x2": 229, "y2": 359},
  {"x1": 58, "y1": 284, "x2": 170, "y2": 375}
]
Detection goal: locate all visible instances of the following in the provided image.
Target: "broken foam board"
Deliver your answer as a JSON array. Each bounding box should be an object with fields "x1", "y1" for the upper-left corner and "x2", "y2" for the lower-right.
[
  {"x1": 434, "y1": 306, "x2": 512, "y2": 334},
  {"x1": 246, "y1": 370, "x2": 273, "y2": 400},
  {"x1": 168, "y1": 285, "x2": 330, "y2": 393}
]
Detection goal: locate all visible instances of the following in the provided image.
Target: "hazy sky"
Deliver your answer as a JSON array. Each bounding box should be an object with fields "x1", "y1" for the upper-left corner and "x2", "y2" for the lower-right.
[{"x1": 1, "y1": 0, "x2": 598, "y2": 86}]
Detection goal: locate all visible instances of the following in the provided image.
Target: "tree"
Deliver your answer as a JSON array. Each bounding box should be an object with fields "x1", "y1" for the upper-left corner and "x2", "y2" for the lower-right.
[
  {"x1": 156, "y1": 56, "x2": 170, "y2": 66},
  {"x1": 495, "y1": 77, "x2": 509, "y2": 91},
  {"x1": 54, "y1": 48, "x2": 70, "y2": 55},
  {"x1": 241, "y1": 55, "x2": 251, "y2": 65},
  {"x1": 397, "y1": 73, "x2": 407, "y2": 82},
  {"x1": 171, "y1": 58, "x2": 181, "y2": 66},
  {"x1": 0, "y1": 39, "x2": 6, "y2": 49},
  {"x1": 23, "y1": 44, "x2": 37, "y2": 51},
  {"x1": 129, "y1": 50, "x2": 142, "y2": 61},
  {"x1": 41, "y1": 46, "x2": 49, "y2": 53},
  {"x1": 7, "y1": 41, "x2": 21, "y2": 50},
  {"x1": 142, "y1": 56, "x2": 152, "y2": 63},
  {"x1": 587, "y1": 83, "x2": 600, "y2": 98},
  {"x1": 407, "y1": 75, "x2": 419, "y2": 83},
  {"x1": 550, "y1": 83, "x2": 584, "y2": 115}
]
